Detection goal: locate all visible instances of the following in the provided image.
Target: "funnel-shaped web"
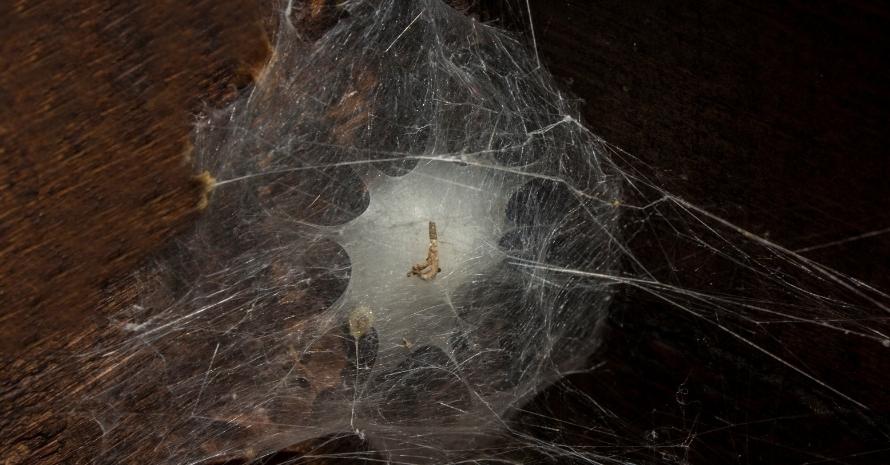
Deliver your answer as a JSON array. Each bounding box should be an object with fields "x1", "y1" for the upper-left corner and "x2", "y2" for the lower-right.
[
  {"x1": 81, "y1": 1, "x2": 890, "y2": 464},
  {"x1": 331, "y1": 160, "x2": 524, "y2": 367},
  {"x1": 84, "y1": 0, "x2": 619, "y2": 463}
]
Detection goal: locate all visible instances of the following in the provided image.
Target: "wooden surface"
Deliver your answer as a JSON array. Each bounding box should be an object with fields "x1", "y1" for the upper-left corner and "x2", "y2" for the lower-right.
[
  {"x1": 0, "y1": 0, "x2": 270, "y2": 350},
  {"x1": 1, "y1": 1, "x2": 271, "y2": 463},
  {"x1": 2, "y1": 0, "x2": 889, "y2": 463}
]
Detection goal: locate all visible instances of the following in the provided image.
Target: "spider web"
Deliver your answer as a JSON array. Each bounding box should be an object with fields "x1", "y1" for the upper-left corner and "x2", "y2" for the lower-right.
[{"x1": 81, "y1": 1, "x2": 890, "y2": 463}]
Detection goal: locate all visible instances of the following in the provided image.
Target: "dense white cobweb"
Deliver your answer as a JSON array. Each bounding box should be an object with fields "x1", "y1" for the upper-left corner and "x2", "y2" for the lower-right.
[{"x1": 83, "y1": 1, "x2": 890, "y2": 463}]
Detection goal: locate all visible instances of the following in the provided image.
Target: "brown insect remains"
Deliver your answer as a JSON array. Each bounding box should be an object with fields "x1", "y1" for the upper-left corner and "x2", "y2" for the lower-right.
[{"x1": 408, "y1": 221, "x2": 440, "y2": 280}]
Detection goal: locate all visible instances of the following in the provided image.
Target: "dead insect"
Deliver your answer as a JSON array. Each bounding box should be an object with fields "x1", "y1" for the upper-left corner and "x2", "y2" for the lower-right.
[
  {"x1": 408, "y1": 221, "x2": 441, "y2": 280},
  {"x1": 348, "y1": 305, "x2": 373, "y2": 339}
]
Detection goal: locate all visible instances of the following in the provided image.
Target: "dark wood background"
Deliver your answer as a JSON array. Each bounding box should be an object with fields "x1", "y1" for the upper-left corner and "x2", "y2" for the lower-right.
[{"x1": 2, "y1": 0, "x2": 888, "y2": 463}]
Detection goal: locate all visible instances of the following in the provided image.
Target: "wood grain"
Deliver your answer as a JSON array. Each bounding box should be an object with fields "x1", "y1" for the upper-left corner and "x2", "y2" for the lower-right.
[
  {"x1": 1, "y1": 0, "x2": 271, "y2": 463},
  {"x1": 0, "y1": 0, "x2": 270, "y2": 350}
]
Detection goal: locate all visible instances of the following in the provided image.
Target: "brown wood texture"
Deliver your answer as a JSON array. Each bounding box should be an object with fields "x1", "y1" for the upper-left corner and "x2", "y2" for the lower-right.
[
  {"x1": 2, "y1": 0, "x2": 889, "y2": 463},
  {"x1": 0, "y1": 0, "x2": 271, "y2": 349},
  {"x1": 1, "y1": 1, "x2": 271, "y2": 463}
]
